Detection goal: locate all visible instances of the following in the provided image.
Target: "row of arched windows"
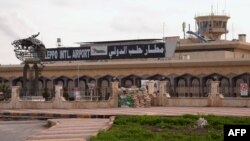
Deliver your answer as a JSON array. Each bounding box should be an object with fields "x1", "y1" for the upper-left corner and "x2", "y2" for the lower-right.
[{"x1": 0, "y1": 73, "x2": 249, "y2": 97}]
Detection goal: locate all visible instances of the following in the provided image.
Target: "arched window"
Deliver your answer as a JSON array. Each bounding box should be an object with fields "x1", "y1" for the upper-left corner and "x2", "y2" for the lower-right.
[
  {"x1": 121, "y1": 75, "x2": 141, "y2": 88},
  {"x1": 79, "y1": 80, "x2": 86, "y2": 90},
  {"x1": 191, "y1": 79, "x2": 199, "y2": 97},
  {"x1": 57, "y1": 80, "x2": 63, "y2": 86},
  {"x1": 177, "y1": 79, "x2": 186, "y2": 97},
  {"x1": 46, "y1": 81, "x2": 53, "y2": 90},
  {"x1": 101, "y1": 79, "x2": 109, "y2": 88},
  {"x1": 16, "y1": 81, "x2": 22, "y2": 88},
  {"x1": 68, "y1": 80, "x2": 74, "y2": 91},
  {"x1": 125, "y1": 79, "x2": 133, "y2": 88}
]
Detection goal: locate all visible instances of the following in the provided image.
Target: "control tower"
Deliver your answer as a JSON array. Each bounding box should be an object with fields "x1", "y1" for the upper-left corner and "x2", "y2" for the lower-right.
[{"x1": 195, "y1": 13, "x2": 230, "y2": 40}]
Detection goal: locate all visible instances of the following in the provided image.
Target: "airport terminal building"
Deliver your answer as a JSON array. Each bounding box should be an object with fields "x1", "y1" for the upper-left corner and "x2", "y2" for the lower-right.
[{"x1": 1, "y1": 12, "x2": 250, "y2": 99}]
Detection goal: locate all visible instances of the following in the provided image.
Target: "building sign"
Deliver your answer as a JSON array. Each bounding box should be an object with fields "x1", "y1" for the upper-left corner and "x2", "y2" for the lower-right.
[
  {"x1": 108, "y1": 43, "x2": 165, "y2": 59},
  {"x1": 44, "y1": 43, "x2": 165, "y2": 61},
  {"x1": 45, "y1": 47, "x2": 91, "y2": 61},
  {"x1": 240, "y1": 83, "x2": 248, "y2": 96},
  {"x1": 91, "y1": 45, "x2": 108, "y2": 56}
]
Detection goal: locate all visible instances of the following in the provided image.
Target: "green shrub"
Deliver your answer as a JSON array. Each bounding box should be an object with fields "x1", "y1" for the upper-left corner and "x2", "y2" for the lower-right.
[
  {"x1": 0, "y1": 84, "x2": 11, "y2": 100},
  {"x1": 118, "y1": 95, "x2": 134, "y2": 107}
]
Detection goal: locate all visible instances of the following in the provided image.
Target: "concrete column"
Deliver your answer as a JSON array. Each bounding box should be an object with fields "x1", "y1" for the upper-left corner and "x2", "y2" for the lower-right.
[
  {"x1": 147, "y1": 81, "x2": 154, "y2": 95},
  {"x1": 111, "y1": 81, "x2": 119, "y2": 108},
  {"x1": 146, "y1": 80, "x2": 156, "y2": 106},
  {"x1": 170, "y1": 77, "x2": 175, "y2": 96},
  {"x1": 11, "y1": 86, "x2": 20, "y2": 109},
  {"x1": 55, "y1": 85, "x2": 63, "y2": 99},
  {"x1": 211, "y1": 81, "x2": 219, "y2": 94},
  {"x1": 208, "y1": 81, "x2": 223, "y2": 107},
  {"x1": 159, "y1": 81, "x2": 167, "y2": 106},
  {"x1": 54, "y1": 85, "x2": 63, "y2": 108}
]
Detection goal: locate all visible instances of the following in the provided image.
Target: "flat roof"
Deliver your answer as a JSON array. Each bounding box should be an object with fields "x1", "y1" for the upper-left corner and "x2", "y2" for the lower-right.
[{"x1": 77, "y1": 38, "x2": 162, "y2": 45}]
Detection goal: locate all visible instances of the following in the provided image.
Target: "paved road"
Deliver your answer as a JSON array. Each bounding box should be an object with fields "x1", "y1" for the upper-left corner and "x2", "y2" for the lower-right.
[
  {"x1": 26, "y1": 118, "x2": 112, "y2": 141},
  {"x1": 0, "y1": 120, "x2": 47, "y2": 141}
]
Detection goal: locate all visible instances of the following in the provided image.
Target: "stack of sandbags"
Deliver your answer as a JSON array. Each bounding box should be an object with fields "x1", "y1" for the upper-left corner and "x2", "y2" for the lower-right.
[
  {"x1": 144, "y1": 93, "x2": 151, "y2": 107},
  {"x1": 132, "y1": 94, "x2": 140, "y2": 108},
  {"x1": 138, "y1": 93, "x2": 145, "y2": 107},
  {"x1": 129, "y1": 89, "x2": 152, "y2": 108},
  {"x1": 118, "y1": 87, "x2": 152, "y2": 108}
]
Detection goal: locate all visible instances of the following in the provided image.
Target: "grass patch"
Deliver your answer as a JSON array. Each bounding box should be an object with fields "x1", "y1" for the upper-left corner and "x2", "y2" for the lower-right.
[{"x1": 90, "y1": 114, "x2": 250, "y2": 141}]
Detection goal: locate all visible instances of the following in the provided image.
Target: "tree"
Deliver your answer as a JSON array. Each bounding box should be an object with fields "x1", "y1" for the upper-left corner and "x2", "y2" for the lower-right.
[{"x1": 0, "y1": 84, "x2": 11, "y2": 100}]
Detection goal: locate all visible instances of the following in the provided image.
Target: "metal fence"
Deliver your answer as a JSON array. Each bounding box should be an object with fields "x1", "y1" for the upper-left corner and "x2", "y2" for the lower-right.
[
  {"x1": 65, "y1": 87, "x2": 112, "y2": 101},
  {"x1": 12, "y1": 87, "x2": 112, "y2": 101},
  {"x1": 19, "y1": 88, "x2": 54, "y2": 101}
]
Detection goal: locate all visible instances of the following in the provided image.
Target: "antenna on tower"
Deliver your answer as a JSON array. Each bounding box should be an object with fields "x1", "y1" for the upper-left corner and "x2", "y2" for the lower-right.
[
  {"x1": 57, "y1": 38, "x2": 62, "y2": 47},
  {"x1": 182, "y1": 22, "x2": 186, "y2": 39}
]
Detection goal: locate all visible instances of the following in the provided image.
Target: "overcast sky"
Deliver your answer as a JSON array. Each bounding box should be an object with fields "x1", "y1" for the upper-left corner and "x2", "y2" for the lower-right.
[{"x1": 0, "y1": 0, "x2": 249, "y2": 64}]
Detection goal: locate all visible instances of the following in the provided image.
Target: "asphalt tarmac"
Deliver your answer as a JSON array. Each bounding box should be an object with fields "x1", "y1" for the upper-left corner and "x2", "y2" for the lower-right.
[{"x1": 0, "y1": 120, "x2": 47, "y2": 141}]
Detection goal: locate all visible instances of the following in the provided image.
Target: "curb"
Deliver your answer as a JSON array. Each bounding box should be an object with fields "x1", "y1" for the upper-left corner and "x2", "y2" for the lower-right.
[{"x1": 0, "y1": 112, "x2": 114, "y2": 120}]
